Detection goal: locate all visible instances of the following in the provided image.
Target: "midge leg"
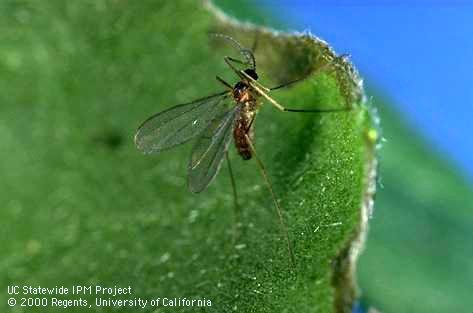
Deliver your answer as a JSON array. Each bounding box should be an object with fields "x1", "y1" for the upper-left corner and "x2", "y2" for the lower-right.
[
  {"x1": 244, "y1": 133, "x2": 295, "y2": 269},
  {"x1": 269, "y1": 76, "x2": 310, "y2": 91},
  {"x1": 216, "y1": 75, "x2": 233, "y2": 90},
  {"x1": 241, "y1": 70, "x2": 350, "y2": 113},
  {"x1": 225, "y1": 151, "x2": 242, "y2": 244},
  {"x1": 224, "y1": 56, "x2": 249, "y2": 81},
  {"x1": 225, "y1": 56, "x2": 247, "y2": 66},
  {"x1": 270, "y1": 54, "x2": 350, "y2": 91}
]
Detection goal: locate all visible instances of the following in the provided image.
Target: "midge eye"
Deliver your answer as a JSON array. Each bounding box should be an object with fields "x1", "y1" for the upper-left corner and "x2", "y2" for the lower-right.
[{"x1": 134, "y1": 33, "x2": 350, "y2": 269}]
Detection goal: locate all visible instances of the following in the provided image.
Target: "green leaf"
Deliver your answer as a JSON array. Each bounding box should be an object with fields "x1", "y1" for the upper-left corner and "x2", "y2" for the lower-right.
[{"x1": 0, "y1": 1, "x2": 376, "y2": 312}]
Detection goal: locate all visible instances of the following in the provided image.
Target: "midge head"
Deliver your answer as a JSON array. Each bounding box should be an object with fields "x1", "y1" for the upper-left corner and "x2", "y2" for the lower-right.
[{"x1": 243, "y1": 68, "x2": 258, "y2": 80}]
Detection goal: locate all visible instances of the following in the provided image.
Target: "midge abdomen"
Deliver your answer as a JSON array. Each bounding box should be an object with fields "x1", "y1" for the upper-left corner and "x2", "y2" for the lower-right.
[{"x1": 233, "y1": 103, "x2": 257, "y2": 160}]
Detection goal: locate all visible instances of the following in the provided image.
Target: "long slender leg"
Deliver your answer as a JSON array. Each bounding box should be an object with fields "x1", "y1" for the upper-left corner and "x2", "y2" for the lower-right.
[
  {"x1": 270, "y1": 54, "x2": 349, "y2": 91},
  {"x1": 226, "y1": 56, "x2": 247, "y2": 66},
  {"x1": 244, "y1": 115, "x2": 256, "y2": 133},
  {"x1": 216, "y1": 76, "x2": 233, "y2": 90},
  {"x1": 226, "y1": 151, "x2": 241, "y2": 243},
  {"x1": 224, "y1": 56, "x2": 247, "y2": 81},
  {"x1": 244, "y1": 134, "x2": 295, "y2": 269},
  {"x1": 269, "y1": 76, "x2": 310, "y2": 91},
  {"x1": 243, "y1": 71, "x2": 350, "y2": 113}
]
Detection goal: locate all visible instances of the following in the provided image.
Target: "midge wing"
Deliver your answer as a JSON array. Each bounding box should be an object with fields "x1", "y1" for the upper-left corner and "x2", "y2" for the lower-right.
[
  {"x1": 134, "y1": 91, "x2": 231, "y2": 154},
  {"x1": 188, "y1": 106, "x2": 240, "y2": 193}
]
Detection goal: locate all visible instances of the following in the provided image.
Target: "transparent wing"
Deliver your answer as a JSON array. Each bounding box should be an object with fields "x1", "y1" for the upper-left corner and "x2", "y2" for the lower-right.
[
  {"x1": 134, "y1": 91, "x2": 231, "y2": 154},
  {"x1": 187, "y1": 106, "x2": 240, "y2": 193}
]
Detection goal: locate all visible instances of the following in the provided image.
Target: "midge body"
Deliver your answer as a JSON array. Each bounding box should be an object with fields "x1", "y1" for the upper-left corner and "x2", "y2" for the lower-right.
[
  {"x1": 231, "y1": 70, "x2": 259, "y2": 160},
  {"x1": 134, "y1": 34, "x2": 348, "y2": 267}
]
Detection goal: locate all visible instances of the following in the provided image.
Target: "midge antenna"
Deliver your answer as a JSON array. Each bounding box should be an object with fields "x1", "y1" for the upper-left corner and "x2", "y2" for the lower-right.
[{"x1": 211, "y1": 33, "x2": 256, "y2": 70}]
